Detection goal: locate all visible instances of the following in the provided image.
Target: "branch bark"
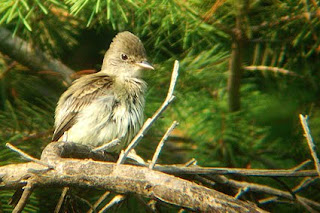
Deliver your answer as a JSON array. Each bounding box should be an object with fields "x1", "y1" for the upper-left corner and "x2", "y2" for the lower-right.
[
  {"x1": 0, "y1": 27, "x2": 74, "y2": 84},
  {"x1": 0, "y1": 143, "x2": 265, "y2": 213},
  {"x1": 155, "y1": 165, "x2": 318, "y2": 177}
]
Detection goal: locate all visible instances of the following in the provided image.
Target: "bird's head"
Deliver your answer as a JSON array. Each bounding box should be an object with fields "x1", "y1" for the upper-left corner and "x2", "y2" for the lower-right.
[{"x1": 101, "y1": 31, "x2": 154, "y2": 78}]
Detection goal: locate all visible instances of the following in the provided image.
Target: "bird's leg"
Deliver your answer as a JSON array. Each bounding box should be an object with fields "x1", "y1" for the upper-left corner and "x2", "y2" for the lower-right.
[
  {"x1": 62, "y1": 131, "x2": 68, "y2": 141},
  {"x1": 92, "y1": 138, "x2": 121, "y2": 152},
  {"x1": 126, "y1": 149, "x2": 146, "y2": 166}
]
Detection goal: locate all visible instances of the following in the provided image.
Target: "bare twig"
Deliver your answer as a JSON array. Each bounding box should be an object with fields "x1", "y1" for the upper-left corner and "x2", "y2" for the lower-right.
[
  {"x1": 299, "y1": 114, "x2": 320, "y2": 177},
  {"x1": 117, "y1": 60, "x2": 179, "y2": 164},
  {"x1": 260, "y1": 177, "x2": 319, "y2": 206},
  {"x1": 203, "y1": 175, "x2": 320, "y2": 210},
  {"x1": 149, "y1": 121, "x2": 179, "y2": 169},
  {"x1": 6, "y1": 143, "x2": 53, "y2": 168},
  {"x1": 54, "y1": 187, "x2": 69, "y2": 213},
  {"x1": 184, "y1": 158, "x2": 197, "y2": 167},
  {"x1": 292, "y1": 177, "x2": 319, "y2": 193},
  {"x1": 12, "y1": 181, "x2": 34, "y2": 213},
  {"x1": 87, "y1": 191, "x2": 111, "y2": 213},
  {"x1": 291, "y1": 159, "x2": 312, "y2": 171},
  {"x1": 234, "y1": 186, "x2": 249, "y2": 199},
  {"x1": 92, "y1": 138, "x2": 120, "y2": 152},
  {"x1": 251, "y1": 12, "x2": 317, "y2": 32},
  {"x1": 98, "y1": 194, "x2": 125, "y2": 213},
  {"x1": 155, "y1": 164, "x2": 318, "y2": 177}
]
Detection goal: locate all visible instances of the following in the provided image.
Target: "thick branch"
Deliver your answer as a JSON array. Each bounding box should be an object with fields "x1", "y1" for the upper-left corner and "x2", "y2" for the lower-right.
[
  {"x1": 0, "y1": 27, "x2": 74, "y2": 84},
  {"x1": 0, "y1": 160, "x2": 264, "y2": 212}
]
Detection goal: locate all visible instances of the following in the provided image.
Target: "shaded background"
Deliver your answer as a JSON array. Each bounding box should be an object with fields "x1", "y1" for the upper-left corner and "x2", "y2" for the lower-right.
[{"x1": 0, "y1": 0, "x2": 320, "y2": 212}]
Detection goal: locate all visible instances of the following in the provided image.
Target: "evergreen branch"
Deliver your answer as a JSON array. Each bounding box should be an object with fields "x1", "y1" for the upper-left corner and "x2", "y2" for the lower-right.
[
  {"x1": 0, "y1": 27, "x2": 74, "y2": 84},
  {"x1": 244, "y1": 65, "x2": 301, "y2": 77},
  {"x1": 251, "y1": 11, "x2": 318, "y2": 32},
  {"x1": 299, "y1": 114, "x2": 320, "y2": 177}
]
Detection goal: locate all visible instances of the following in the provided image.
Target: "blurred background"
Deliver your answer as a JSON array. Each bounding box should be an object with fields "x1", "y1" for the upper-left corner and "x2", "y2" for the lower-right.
[{"x1": 0, "y1": 0, "x2": 320, "y2": 212}]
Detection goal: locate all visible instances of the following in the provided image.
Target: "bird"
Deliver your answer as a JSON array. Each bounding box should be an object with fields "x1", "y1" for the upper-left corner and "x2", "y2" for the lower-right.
[{"x1": 52, "y1": 31, "x2": 154, "y2": 153}]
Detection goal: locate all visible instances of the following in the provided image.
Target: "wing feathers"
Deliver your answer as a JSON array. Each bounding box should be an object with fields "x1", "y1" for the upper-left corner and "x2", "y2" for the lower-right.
[{"x1": 52, "y1": 73, "x2": 113, "y2": 141}]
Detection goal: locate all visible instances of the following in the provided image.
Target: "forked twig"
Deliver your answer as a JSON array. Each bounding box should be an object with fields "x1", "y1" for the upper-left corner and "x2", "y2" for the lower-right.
[
  {"x1": 299, "y1": 114, "x2": 320, "y2": 177},
  {"x1": 117, "y1": 60, "x2": 179, "y2": 164}
]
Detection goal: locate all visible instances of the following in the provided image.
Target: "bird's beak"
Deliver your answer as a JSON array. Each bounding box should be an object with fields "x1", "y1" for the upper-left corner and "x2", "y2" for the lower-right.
[{"x1": 135, "y1": 61, "x2": 154, "y2": 70}]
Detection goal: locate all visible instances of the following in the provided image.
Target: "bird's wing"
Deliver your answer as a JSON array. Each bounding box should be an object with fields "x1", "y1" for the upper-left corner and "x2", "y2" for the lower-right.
[{"x1": 52, "y1": 73, "x2": 113, "y2": 142}]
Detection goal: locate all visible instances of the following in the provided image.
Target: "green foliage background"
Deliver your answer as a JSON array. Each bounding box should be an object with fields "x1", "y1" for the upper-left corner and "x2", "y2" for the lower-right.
[{"x1": 0, "y1": 0, "x2": 320, "y2": 212}]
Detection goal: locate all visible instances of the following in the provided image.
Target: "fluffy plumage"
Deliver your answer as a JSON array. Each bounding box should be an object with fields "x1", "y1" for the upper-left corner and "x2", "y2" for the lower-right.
[{"x1": 53, "y1": 31, "x2": 153, "y2": 152}]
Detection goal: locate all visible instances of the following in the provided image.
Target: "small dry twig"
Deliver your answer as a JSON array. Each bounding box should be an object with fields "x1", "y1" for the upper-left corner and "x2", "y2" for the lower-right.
[
  {"x1": 291, "y1": 159, "x2": 312, "y2": 171},
  {"x1": 87, "y1": 191, "x2": 111, "y2": 213},
  {"x1": 300, "y1": 114, "x2": 320, "y2": 177},
  {"x1": 155, "y1": 164, "x2": 318, "y2": 177},
  {"x1": 12, "y1": 181, "x2": 35, "y2": 213},
  {"x1": 234, "y1": 186, "x2": 249, "y2": 199},
  {"x1": 54, "y1": 187, "x2": 69, "y2": 213},
  {"x1": 98, "y1": 194, "x2": 125, "y2": 213},
  {"x1": 6, "y1": 143, "x2": 53, "y2": 168},
  {"x1": 149, "y1": 121, "x2": 179, "y2": 169}
]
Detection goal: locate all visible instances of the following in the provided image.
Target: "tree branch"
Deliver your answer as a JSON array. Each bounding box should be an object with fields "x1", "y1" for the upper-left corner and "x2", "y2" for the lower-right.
[
  {"x1": 0, "y1": 27, "x2": 74, "y2": 84},
  {"x1": 0, "y1": 153, "x2": 264, "y2": 212},
  {"x1": 299, "y1": 114, "x2": 320, "y2": 177},
  {"x1": 149, "y1": 121, "x2": 179, "y2": 169},
  {"x1": 154, "y1": 164, "x2": 318, "y2": 177}
]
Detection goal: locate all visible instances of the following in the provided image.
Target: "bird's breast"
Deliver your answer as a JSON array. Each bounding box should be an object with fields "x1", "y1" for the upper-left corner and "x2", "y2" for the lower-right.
[{"x1": 67, "y1": 79, "x2": 145, "y2": 150}]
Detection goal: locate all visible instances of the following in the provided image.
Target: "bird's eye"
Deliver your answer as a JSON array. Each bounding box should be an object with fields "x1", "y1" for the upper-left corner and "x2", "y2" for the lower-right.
[{"x1": 121, "y1": 54, "x2": 128, "y2": 60}]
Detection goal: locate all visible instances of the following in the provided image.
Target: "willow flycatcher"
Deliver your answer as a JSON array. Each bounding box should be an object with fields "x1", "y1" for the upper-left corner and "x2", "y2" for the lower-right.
[{"x1": 52, "y1": 31, "x2": 153, "y2": 153}]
